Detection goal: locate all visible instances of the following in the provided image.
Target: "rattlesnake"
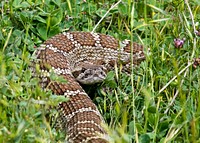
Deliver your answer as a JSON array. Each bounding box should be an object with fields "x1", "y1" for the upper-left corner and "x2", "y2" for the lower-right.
[{"x1": 32, "y1": 31, "x2": 145, "y2": 143}]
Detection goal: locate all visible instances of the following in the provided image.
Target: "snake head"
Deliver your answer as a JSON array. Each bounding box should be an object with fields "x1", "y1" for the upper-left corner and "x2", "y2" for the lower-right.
[{"x1": 72, "y1": 64, "x2": 107, "y2": 85}]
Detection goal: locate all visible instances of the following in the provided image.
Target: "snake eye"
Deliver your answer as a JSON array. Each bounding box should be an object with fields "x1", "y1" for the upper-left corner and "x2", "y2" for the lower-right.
[
  {"x1": 100, "y1": 71, "x2": 105, "y2": 76},
  {"x1": 84, "y1": 73, "x2": 90, "y2": 78}
]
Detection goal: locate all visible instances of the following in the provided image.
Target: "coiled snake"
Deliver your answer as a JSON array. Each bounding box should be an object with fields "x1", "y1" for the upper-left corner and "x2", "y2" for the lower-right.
[{"x1": 32, "y1": 31, "x2": 145, "y2": 143}]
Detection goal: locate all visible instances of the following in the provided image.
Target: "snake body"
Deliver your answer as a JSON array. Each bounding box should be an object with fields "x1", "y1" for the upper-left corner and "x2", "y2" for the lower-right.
[{"x1": 33, "y1": 31, "x2": 145, "y2": 142}]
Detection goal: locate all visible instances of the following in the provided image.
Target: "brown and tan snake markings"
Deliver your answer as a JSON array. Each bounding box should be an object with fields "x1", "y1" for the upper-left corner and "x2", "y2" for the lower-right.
[{"x1": 32, "y1": 31, "x2": 145, "y2": 143}]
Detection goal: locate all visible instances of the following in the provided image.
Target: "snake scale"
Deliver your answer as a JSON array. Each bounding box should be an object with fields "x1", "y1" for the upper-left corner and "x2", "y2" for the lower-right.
[{"x1": 32, "y1": 31, "x2": 145, "y2": 143}]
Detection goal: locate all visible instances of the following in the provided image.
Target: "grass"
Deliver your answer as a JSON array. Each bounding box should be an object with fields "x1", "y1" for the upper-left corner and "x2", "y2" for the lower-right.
[{"x1": 0, "y1": 0, "x2": 200, "y2": 143}]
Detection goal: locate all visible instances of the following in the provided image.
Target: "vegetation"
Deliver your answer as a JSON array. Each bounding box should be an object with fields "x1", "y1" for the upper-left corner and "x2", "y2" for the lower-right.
[{"x1": 0, "y1": 0, "x2": 200, "y2": 142}]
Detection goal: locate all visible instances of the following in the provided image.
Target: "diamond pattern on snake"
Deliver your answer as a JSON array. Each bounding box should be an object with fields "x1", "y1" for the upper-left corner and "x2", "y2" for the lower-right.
[{"x1": 32, "y1": 31, "x2": 145, "y2": 143}]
